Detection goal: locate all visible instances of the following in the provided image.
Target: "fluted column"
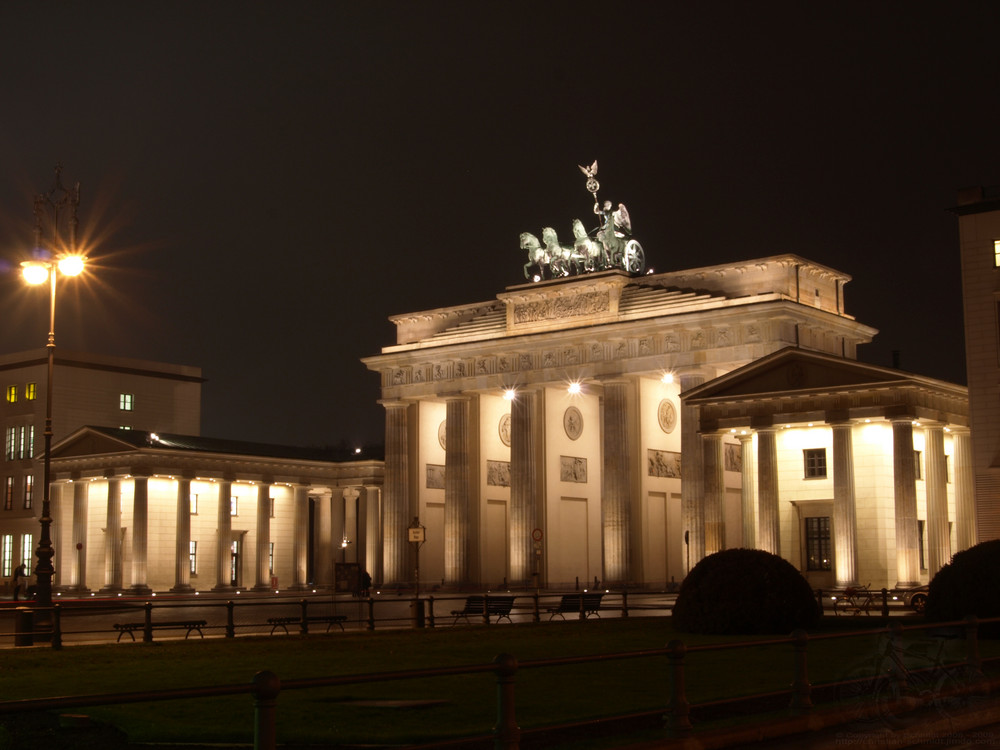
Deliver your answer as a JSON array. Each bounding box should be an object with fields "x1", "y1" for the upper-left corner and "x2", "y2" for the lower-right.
[
  {"x1": 953, "y1": 429, "x2": 978, "y2": 551},
  {"x1": 254, "y1": 483, "x2": 272, "y2": 590},
  {"x1": 214, "y1": 480, "x2": 234, "y2": 590},
  {"x1": 756, "y1": 427, "x2": 780, "y2": 555},
  {"x1": 316, "y1": 492, "x2": 333, "y2": 586},
  {"x1": 738, "y1": 433, "x2": 756, "y2": 549},
  {"x1": 128, "y1": 476, "x2": 151, "y2": 595},
  {"x1": 703, "y1": 434, "x2": 725, "y2": 556},
  {"x1": 70, "y1": 481, "x2": 89, "y2": 592},
  {"x1": 444, "y1": 395, "x2": 471, "y2": 585},
  {"x1": 602, "y1": 379, "x2": 631, "y2": 584},
  {"x1": 382, "y1": 401, "x2": 410, "y2": 585},
  {"x1": 831, "y1": 422, "x2": 859, "y2": 588},
  {"x1": 343, "y1": 487, "x2": 360, "y2": 564},
  {"x1": 101, "y1": 477, "x2": 123, "y2": 592},
  {"x1": 924, "y1": 425, "x2": 951, "y2": 576},
  {"x1": 291, "y1": 485, "x2": 310, "y2": 589},
  {"x1": 680, "y1": 373, "x2": 706, "y2": 572},
  {"x1": 365, "y1": 487, "x2": 383, "y2": 585},
  {"x1": 892, "y1": 418, "x2": 920, "y2": 587},
  {"x1": 510, "y1": 388, "x2": 538, "y2": 584},
  {"x1": 171, "y1": 477, "x2": 194, "y2": 592}
]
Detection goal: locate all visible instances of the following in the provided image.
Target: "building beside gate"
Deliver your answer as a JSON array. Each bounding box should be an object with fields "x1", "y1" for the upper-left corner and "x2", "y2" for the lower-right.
[{"x1": 363, "y1": 253, "x2": 974, "y2": 592}]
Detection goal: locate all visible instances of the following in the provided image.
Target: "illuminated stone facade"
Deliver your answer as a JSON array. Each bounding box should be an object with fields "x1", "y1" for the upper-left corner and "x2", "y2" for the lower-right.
[{"x1": 362, "y1": 255, "x2": 965, "y2": 590}]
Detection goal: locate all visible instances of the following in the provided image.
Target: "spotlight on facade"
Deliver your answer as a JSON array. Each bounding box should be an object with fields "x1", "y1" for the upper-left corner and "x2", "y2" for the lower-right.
[
  {"x1": 661, "y1": 372, "x2": 674, "y2": 384},
  {"x1": 503, "y1": 388, "x2": 515, "y2": 401},
  {"x1": 568, "y1": 382, "x2": 582, "y2": 395}
]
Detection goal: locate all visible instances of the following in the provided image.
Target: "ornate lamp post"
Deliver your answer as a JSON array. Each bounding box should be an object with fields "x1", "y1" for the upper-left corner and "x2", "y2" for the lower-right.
[{"x1": 21, "y1": 166, "x2": 86, "y2": 623}]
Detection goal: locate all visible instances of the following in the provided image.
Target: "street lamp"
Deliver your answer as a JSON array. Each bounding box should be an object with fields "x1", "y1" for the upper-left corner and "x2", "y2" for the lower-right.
[{"x1": 21, "y1": 166, "x2": 86, "y2": 626}]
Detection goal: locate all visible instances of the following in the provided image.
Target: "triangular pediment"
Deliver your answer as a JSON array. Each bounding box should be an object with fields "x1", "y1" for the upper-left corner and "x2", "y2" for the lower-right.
[
  {"x1": 50, "y1": 426, "x2": 145, "y2": 459},
  {"x1": 685, "y1": 347, "x2": 933, "y2": 403}
]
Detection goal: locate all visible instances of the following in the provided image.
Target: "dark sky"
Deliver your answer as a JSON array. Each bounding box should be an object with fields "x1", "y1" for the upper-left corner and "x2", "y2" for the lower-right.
[{"x1": 1, "y1": 2, "x2": 997, "y2": 449}]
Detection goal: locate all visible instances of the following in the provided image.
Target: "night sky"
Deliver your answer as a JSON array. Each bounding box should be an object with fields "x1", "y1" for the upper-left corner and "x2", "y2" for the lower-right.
[{"x1": 1, "y1": 2, "x2": 997, "y2": 450}]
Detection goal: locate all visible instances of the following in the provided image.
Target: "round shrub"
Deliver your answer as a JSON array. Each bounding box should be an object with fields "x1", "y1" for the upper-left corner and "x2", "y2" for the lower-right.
[
  {"x1": 925, "y1": 539, "x2": 1000, "y2": 627},
  {"x1": 672, "y1": 548, "x2": 821, "y2": 634}
]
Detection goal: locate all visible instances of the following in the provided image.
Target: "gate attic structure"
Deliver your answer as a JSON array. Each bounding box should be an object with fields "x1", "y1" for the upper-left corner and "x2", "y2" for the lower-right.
[{"x1": 363, "y1": 255, "x2": 878, "y2": 589}]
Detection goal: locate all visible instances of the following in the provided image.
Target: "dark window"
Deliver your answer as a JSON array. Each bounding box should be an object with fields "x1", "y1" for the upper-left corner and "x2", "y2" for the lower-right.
[
  {"x1": 803, "y1": 448, "x2": 827, "y2": 479},
  {"x1": 805, "y1": 516, "x2": 832, "y2": 571}
]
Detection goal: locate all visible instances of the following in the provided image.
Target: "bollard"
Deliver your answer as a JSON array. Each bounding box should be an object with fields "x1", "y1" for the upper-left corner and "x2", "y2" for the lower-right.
[
  {"x1": 789, "y1": 629, "x2": 812, "y2": 712},
  {"x1": 881, "y1": 588, "x2": 889, "y2": 618},
  {"x1": 410, "y1": 598, "x2": 425, "y2": 628},
  {"x1": 52, "y1": 604, "x2": 62, "y2": 651},
  {"x1": 300, "y1": 599, "x2": 309, "y2": 635},
  {"x1": 532, "y1": 591, "x2": 540, "y2": 623},
  {"x1": 483, "y1": 594, "x2": 491, "y2": 626},
  {"x1": 493, "y1": 653, "x2": 520, "y2": 750},
  {"x1": 367, "y1": 597, "x2": 375, "y2": 631},
  {"x1": 252, "y1": 670, "x2": 281, "y2": 750},
  {"x1": 578, "y1": 593, "x2": 585, "y2": 621},
  {"x1": 144, "y1": 602, "x2": 154, "y2": 643},
  {"x1": 622, "y1": 590, "x2": 629, "y2": 618},
  {"x1": 427, "y1": 596, "x2": 436, "y2": 628},
  {"x1": 226, "y1": 600, "x2": 236, "y2": 638},
  {"x1": 665, "y1": 640, "x2": 692, "y2": 735}
]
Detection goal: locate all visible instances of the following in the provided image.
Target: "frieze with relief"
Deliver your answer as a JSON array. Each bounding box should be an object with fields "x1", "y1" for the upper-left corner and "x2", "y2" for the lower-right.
[{"x1": 512, "y1": 290, "x2": 611, "y2": 324}]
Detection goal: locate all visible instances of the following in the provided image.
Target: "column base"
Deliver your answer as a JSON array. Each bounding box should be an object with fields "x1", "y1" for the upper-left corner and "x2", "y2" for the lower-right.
[
  {"x1": 251, "y1": 583, "x2": 273, "y2": 592},
  {"x1": 99, "y1": 586, "x2": 124, "y2": 595},
  {"x1": 212, "y1": 583, "x2": 235, "y2": 593},
  {"x1": 169, "y1": 583, "x2": 195, "y2": 594},
  {"x1": 128, "y1": 585, "x2": 153, "y2": 597}
]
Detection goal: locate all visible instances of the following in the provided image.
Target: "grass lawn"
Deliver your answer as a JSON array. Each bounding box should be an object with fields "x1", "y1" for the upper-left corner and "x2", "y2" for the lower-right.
[{"x1": 0, "y1": 615, "x2": 990, "y2": 747}]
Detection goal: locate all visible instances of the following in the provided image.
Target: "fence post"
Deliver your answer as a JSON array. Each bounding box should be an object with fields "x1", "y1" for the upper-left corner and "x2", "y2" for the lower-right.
[
  {"x1": 300, "y1": 598, "x2": 309, "y2": 635},
  {"x1": 665, "y1": 640, "x2": 692, "y2": 735},
  {"x1": 578, "y1": 593, "x2": 585, "y2": 621},
  {"x1": 532, "y1": 591, "x2": 540, "y2": 623},
  {"x1": 367, "y1": 597, "x2": 375, "y2": 631},
  {"x1": 965, "y1": 615, "x2": 983, "y2": 678},
  {"x1": 51, "y1": 604, "x2": 62, "y2": 651},
  {"x1": 483, "y1": 594, "x2": 491, "y2": 626},
  {"x1": 789, "y1": 629, "x2": 812, "y2": 712},
  {"x1": 252, "y1": 670, "x2": 281, "y2": 750},
  {"x1": 622, "y1": 590, "x2": 629, "y2": 618},
  {"x1": 226, "y1": 600, "x2": 236, "y2": 638},
  {"x1": 881, "y1": 588, "x2": 889, "y2": 618},
  {"x1": 428, "y1": 596, "x2": 436, "y2": 628},
  {"x1": 143, "y1": 601, "x2": 153, "y2": 643},
  {"x1": 493, "y1": 653, "x2": 520, "y2": 750}
]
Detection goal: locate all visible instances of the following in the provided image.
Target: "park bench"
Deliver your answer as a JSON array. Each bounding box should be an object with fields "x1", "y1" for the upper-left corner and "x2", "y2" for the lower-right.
[
  {"x1": 266, "y1": 614, "x2": 347, "y2": 634},
  {"x1": 113, "y1": 619, "x2": 207, "y2": 642},
  {"x1": 547, "y1": 592, "x2": 604, "y2": 620},
  {"x1": 450, "y1": 595, "x2": 515, "y2": 625}
]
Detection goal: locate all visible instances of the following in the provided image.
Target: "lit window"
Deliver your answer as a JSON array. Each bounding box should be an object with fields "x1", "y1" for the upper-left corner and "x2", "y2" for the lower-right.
[
  {"x1": 23, "y1": 475, "x2": 33, "y2": 510},
  {"x1": 803, "y1": 448, "x2": 827, "y2": 479},
  {"x1": 17, "y1": 426, "x2": 27, "y2": 460},
  {"x1": 190, "y1": 493, "x2": 198, "y2": 514},
  {"x1": 231, "y1": 496, "x2": 238, "y2": 516},
  {"x1": 805, "y1": 517, "x2": 831, "y2": 571},
  {"x1": 20, "y1": 535, "x2": 32, "y2": 575},
  {"x1": 119, "y1": 393, "x2": 134, "y2": 411},
  {"x1": 1, "y1": 535, "x2": 12, "y2": 577},
  {"x1": 25, "y1": 383, "x2": 36, "y2": 401},
  {"x1": 4, "y1": 428, "x2": 14, "y2": 462},
  {"x1": 994, "y1": 240, "x2": 1000, "y2": 267},
  {"x1": 269, "y1": 542, "x2": 274, "y2": 576},
  {"x1": 3, "y1": 478, "x2": 12, "y2": 510},
  {"x1": 5, "y1": 386, "x2": 16, "y2": 403},
  {"x1": 189, "y1": 541, "x2": 197, "y2": 574}
]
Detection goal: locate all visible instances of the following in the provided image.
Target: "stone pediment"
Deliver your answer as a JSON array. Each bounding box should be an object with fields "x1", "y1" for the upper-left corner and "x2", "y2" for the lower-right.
[
  {"x1": 50, "y1": 427, "x2": 144, "y2": 459},
  {"x1": 684, "y1": 347, "x2": 921, "y2": 402}
]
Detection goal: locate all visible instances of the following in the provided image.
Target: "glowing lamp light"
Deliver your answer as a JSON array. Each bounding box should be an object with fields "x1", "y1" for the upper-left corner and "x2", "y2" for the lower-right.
[
  {"x1": 503, "y1": 388, "x2": 515, "y2": 401},
  {"x1": 354, "y1": 447, "x2": 362, "y2": 454},
  {"x1": 21, "y1": 262, "x2": 49, "y2": 285},
  {"x1": 661, "y1": 372, "x2": 674, "y2": 384},
  {"x1": 568, "y1": 382, "x2": 582, "y2": 395},
  {"x1": 58, "y1": 255, "x2": 85, "y2": 276}
]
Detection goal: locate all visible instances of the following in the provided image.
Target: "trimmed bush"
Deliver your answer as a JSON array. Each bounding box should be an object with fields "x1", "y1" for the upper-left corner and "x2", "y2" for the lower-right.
[
  {"x1": 672, "y1": 548, "x2": 821, "y2": 634},
  {"x1": 925, "y1": 539, "x2": 1000, "y2": 627}
]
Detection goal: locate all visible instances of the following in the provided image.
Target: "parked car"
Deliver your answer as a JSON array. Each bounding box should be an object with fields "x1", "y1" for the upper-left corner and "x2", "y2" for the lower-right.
[{"x1": 893, "y1": 585, "x2": 928, "y2": 613}]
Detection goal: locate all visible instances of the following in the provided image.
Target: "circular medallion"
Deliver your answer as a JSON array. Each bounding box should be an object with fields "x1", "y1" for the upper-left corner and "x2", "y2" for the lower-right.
[
  {"x1": 658, "y1": 399, "x2": 677, "y2": 434},
  {"x1": 437, "y1": 420, "x2": 447, "y2": 450},
  {"x1": 499, "y1": 413, "x2": 512, "y2": 447},
  {"x1": 563, "y1": 406, "x2": 583, "y2": 440}
]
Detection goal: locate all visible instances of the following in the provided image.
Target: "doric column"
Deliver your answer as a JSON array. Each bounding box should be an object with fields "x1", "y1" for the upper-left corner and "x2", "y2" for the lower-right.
[
  {"x1": 831, "y1": 421, "x2": 859, "y2": 588},
  {"x1": 343, "y1": 486, "x2": 360, "y2": 564},
  {"x1": 756, "y1": 427, "x2": 780, "y2": 555},
  {"x1": 602, "y1": 379, "x2": 631, "y2": 584},
  {"x1": 171, "y1": 477, "x2": 194, "y2": 593},
  {"x1": 291, "y1": 485, "x2": 310, "y2": 589},
  {"x1": 444, "y1": 396, "x2": 471, "y2": 585},
  {"x1": 680, "y1": 373, "x2": 706, "y2": 572},
  {"x1": 101, "y1": 477, "x2": 123, "y2": 592},
  {"x1": 253, "y1": 483, "x2": 272, "y2": 591},
  {"x1": 382, "y1": 401, "x2": 410, "y2": 585},
  {"x1": 214, "y1": 480, "x2": 234, "y2": 591},
  {"x1": 738, "y1": 433, "x2": 756, "y2": 549},
  {"x1": 953, "y1": 429, "x2": 978, "y2": 551},
  {"x1": 892, "y1": 418, "x2": 921, "y2": 587},
  {"x1": 702, "y1": 434, "x2": 725, "y2": 556},
  {"x1": 365, "y1": 487, "x2": 383, "y2": 585},
  {"x1": 129, "y1": 476, "x2": 152, "y2": 595},
  {"x1": 70, "y1": 480, "x2": 89, "y2": 592},
  {"x1": 924, "y1": 425, "x2": 951, "y2": 576},
  {"x1": 510, "y1": 388, "x2": 538, "y2": 584},
  {"x1": 316, "y1": 492, "x2": 333, "y2": 586}
]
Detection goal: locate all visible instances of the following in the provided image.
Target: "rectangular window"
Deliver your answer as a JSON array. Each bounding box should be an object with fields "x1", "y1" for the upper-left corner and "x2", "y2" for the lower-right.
[
  {"x1": 5, "y1": 385, "x2": 16, "y2": 403},
  {"x1": 803, "y1": 448, "x2": 827, "y2": 479},
  {"x1": 805, "y1": 517, "x2": 832, "y2": 571},
  {"x1": 25, "y1": 383, "x2": 36, "y2": 401},
  {"x1": 918, "y1": 520, "x2": 926, "y2": 570},
  {"x1": 190, "y1": 493, "x2": 198, "y2": 514},
  {"x1": 5, "y1": 427, "x2": 15, "y2": 461},
  {"x1": 3, "y1": 478, "x2": 12, "y2": 511},
  {"x1": 945, "y1": 455, "x2": 951, "y2": 483},
  {"x1": 17, "y1": 426, "x2": 28, "y2": 460},
  {"x1": 189, "y1": 541, "x2": 197, "y2": 575},
  {"x1": 269, "y1": 542, "x2": 274, "y2": 576},
  {"x1": 270, "y1": 497, "x2": 275, "y2": 518},
  {"x1": 119, "y1": 393, "x2": 134, "y2": 411},
  {"x1": 20, "y1": 535, "x2": 32, "y2": 575},
  {"x1": 23, "y1": 475, "x2": 33, "y2": 510},
  {"x1": 994, "y1": 240, "x2": 1000, "y2": 267},
  {"x1": 230, "y1": 496, "x2": 238, "y2": 516},
  {"x1": 914, "y1": 450, "x2": 922, "y2": 480},
  {"x1": 1, "y1": 535, "x2": 12, "y2": 577}
]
